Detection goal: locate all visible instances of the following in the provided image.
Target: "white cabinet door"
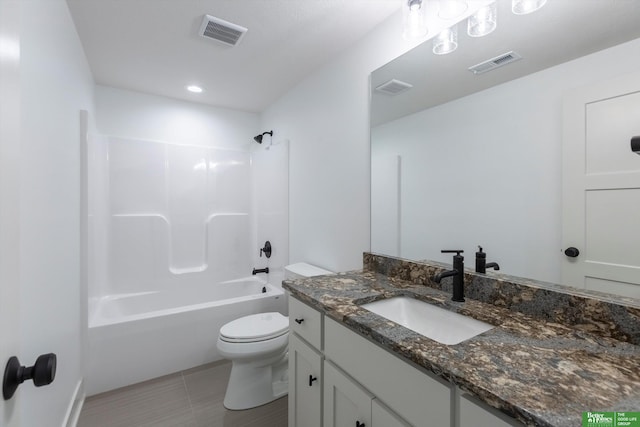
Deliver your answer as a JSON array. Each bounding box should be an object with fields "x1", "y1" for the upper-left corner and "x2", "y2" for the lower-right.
[
  {"x1": 371, "y1": 399, "x2": 410, "y2": 427},
  {"x1": 563, "y1": 72, "x2": 640, "y2": 298},
  {"x1": 289, "y1": 334, "x2": 323, "y2": 427},
  {"x1": 324, "y1": 361, "x2": 373, "y2": 427}
]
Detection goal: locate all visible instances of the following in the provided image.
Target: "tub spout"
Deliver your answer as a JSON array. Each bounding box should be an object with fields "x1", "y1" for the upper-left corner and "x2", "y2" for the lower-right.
[{"x1": 252, "y1": 267, "x2": 269, "y2": 275}]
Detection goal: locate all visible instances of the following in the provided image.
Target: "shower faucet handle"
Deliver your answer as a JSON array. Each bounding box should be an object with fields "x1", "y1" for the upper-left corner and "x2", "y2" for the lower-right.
[{"x1": 260, "y1": 241, "x2": 272, "y2": 258}]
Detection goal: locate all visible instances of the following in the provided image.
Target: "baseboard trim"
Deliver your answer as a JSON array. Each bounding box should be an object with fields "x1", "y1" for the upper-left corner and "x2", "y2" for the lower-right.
[{"x1": 63, "y1": 378, "x2": 85, "y2": 427}]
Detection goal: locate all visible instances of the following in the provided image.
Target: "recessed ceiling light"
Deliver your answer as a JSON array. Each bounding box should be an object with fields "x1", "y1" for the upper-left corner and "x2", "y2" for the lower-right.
[{"x1": 186, "y1": 85, "x2": 203, "y2": 93}]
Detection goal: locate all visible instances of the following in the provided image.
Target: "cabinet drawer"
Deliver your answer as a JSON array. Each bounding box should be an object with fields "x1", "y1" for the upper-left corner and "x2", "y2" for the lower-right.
[
  {"x1": 289, "y1": 296, "x2": 323, "y2": 349},
  {"x1": 325, "y1": 317, "x2": 451, "y2": 427},
  {"x1": 372, "y1": 399, "x2": 411, "y2": 427},
  {"x1": 459, "y1": 392, "x2": 523, "y2": 427}
]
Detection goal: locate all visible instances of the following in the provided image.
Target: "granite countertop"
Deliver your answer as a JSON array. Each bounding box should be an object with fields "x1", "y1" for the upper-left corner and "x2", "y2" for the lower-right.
[{"x1": 283, "y1": 269, "x2": 640, "y2": 427}]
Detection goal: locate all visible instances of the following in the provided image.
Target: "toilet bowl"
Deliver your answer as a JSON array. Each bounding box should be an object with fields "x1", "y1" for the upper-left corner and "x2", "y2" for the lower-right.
[
  {"x1": 217, "y1": 263, "x2": 334, "y2": 410},
  {"x1": 217, "y1": 312, "x2": 289, "y2": 410}
]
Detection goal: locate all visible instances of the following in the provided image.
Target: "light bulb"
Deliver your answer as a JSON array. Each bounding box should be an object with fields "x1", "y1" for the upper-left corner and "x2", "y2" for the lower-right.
[
  {"x1": 468, "y1": 1, "x2": 497, "y2": 37},
  {"x1": 403, "y1": 0, "x2": 428, "y2": 40},
  {"x1": 433, "y1": 25, "x2": 458, "y2": 55},
  {"x1": 512, "y1": 0, "x2": 547, "y2": 15}
]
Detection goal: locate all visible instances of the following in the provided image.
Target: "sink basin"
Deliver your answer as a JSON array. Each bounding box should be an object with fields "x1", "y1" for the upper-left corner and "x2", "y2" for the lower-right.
[{"x1": 361, "y1": 297, "x2": 494, "y2": 345}]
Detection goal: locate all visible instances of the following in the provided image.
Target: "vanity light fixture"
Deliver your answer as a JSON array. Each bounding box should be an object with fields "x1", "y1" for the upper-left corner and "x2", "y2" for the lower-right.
[
  {"x1": 186, "y1": 85, "x2": 203, "y2": 93},
  {"x1": 433, "y1": 24, "x2": 458, "y2": 55},
  {"x1": 411, "y1": 0, "x2": 545, "y2": 56},
  {"x1": 402, "y1": 0, "x2": 428, "y2": 40},
  {"x1": 467, "y1": 1, "x2": 497, "y2": 37},
  {"x1": 512, "y1": 0, "x2": 547, "y2": 15}
]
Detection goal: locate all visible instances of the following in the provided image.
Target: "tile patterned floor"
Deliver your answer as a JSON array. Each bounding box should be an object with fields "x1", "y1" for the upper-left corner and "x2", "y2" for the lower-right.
[{"x1": 78, "y1": 361, "x2": 287, "y2": 427}]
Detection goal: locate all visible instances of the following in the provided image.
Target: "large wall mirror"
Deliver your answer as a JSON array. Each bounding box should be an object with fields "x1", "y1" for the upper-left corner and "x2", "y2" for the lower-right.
[{"x1": 370, "y1": 1, "x2": 640, "y2": 286}]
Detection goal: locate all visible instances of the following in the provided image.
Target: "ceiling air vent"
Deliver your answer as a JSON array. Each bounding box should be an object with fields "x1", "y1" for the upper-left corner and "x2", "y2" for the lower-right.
[
  {"x1": 375, "y1": 79, "x2": 413, "y2": 95},
  {"x1": 468, "y1": 51, "x2": 522, "y2": 75},
  {"x1": 199, "y1": 15, "x2": 248, "y2": 47}
]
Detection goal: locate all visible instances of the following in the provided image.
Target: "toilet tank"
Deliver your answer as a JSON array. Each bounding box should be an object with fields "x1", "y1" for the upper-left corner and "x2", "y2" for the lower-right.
[{"x1": 284, "y1": 263, "x2": 334, "y2": 280}]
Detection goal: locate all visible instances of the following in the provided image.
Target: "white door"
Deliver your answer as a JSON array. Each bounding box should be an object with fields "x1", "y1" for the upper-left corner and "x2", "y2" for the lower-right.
[
  {"x1": 563, "y1": 72, "x2": 640, "y2": 298},
  {"x1": 0, "y1": 0, "x2": 22, "y2": 424}
]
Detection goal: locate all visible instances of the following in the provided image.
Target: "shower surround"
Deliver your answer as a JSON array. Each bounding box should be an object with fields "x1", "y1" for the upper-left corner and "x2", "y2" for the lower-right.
[{"x1": 87, "y1": 134, "x2": 288, "y2": 394}]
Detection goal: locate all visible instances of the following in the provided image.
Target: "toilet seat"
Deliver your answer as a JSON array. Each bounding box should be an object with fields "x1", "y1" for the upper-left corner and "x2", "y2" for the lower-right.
[{"x1": 219, "y1": 312, "x2": 288, "y2": 343}]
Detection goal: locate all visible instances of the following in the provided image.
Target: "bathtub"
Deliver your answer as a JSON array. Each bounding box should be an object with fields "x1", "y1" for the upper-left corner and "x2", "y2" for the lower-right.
[{"x1": 86, "y1": 276, "x2": 286, "y2": 395}]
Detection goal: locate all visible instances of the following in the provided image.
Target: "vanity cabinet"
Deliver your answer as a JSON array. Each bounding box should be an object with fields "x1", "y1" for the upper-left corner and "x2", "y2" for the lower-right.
[{"x1": 288, "y1": 295, "x2": 523, "y2": 427}]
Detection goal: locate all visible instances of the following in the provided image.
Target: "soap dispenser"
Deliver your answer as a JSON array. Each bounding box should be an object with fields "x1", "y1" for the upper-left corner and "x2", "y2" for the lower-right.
[{"x1": 475, "y1": 246, "x2": 486, "y2": 273}]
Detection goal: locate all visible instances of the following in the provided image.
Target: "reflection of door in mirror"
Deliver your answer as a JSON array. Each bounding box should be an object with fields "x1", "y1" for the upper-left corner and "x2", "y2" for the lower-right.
[{"x1": 563, "y1": 72, "x2": 640, "y2": 299}]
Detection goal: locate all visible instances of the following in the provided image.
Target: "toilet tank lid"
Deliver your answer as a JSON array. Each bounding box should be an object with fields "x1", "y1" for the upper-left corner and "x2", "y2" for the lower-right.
[{"x1": 284, "y1": 262, "x2": 334, "y2": 277}]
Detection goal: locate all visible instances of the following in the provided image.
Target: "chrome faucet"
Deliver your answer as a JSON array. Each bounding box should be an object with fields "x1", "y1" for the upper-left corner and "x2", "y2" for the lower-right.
[{"x1": 433, "y1": 250, "x2": 465, "y2": 302}]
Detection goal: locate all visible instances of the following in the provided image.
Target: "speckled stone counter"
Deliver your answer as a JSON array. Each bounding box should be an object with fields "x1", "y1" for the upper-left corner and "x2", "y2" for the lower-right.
[{"x1": 282, "y1": 255, "x2": 640, "y2": 427}]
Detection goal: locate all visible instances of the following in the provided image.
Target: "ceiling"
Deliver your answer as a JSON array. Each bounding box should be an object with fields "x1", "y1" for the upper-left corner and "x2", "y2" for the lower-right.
[
  {"x1": 66, "y1": 0, "x2": 402, "y2": 113},
  {"x1": 371, "y1": 0, "x2": 640, "y2": 126}
]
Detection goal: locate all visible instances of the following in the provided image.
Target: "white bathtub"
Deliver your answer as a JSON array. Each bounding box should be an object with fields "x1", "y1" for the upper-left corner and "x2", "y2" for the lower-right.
[{"x1": 87, "y1": 276, "x2": 286, "y2": 395}]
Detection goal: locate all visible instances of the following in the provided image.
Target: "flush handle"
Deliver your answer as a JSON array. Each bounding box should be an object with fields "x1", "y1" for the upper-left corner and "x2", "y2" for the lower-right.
[
  {"x1": 564, "y1": 247, "x2": 580, "y2": 258},
  {"x1": 294, "y1": 318, "x2": 304, "y2": 324},
  {"x1": 308, "y1": 375, "x2": 317, "y2": 387},
  {"x1": 3, "y1": 353, "x2": 57, "y2": 400}
]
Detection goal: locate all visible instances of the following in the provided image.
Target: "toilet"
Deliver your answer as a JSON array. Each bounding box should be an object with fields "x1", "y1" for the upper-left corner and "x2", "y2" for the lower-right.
[{"x1": 217, "y1": 262, "x2": 333, "y2": 410}]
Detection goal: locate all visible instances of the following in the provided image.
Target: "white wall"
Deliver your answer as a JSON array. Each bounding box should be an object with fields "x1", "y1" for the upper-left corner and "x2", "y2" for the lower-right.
[
  {"x1": 372, "y1": 37, "x2": 640, "y2": 284},
  {"x1": 19, "y1": 0, "x2": 95, "y2": 424},
  {"x1": 95, "y1": 85, "x2": 259, "y2": 149},
  {"x1": 261, "y1": 12, "x2": 420, "y2": 273}
]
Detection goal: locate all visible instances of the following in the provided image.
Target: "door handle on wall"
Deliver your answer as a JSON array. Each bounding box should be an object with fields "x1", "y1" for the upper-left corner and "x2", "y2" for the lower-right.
[
  {"x1": 3, "y1": 353, "x2": 57, "y2": 400},
  {"x1": 632, "y1": 136, "x2": 640, "y2": 155}
]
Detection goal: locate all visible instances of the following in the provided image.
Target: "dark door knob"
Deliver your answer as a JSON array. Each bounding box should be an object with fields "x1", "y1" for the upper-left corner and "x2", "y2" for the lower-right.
[
  {"x1": 564, "y1": 247, "x2": 580, "y2": 258},
  {"x1": 3, "y1": 353, "x2": 57, "y2": 400}
]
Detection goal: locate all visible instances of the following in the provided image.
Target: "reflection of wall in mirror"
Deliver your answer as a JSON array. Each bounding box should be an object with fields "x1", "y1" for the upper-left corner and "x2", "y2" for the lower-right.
[{"x1": 371, "y1": 37, "x2": 640, "y2": 285}]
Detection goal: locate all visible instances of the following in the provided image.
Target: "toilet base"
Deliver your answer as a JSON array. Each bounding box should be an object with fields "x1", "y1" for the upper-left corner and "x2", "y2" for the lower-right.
[{"x1": 223, "y1": 350, "x2": 288, "y2": 410}]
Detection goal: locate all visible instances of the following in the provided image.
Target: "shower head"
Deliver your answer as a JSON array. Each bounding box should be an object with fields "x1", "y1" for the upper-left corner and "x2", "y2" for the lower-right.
[{"x1": 254, "y1": 130, "x2": 273, "y2": 144}]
